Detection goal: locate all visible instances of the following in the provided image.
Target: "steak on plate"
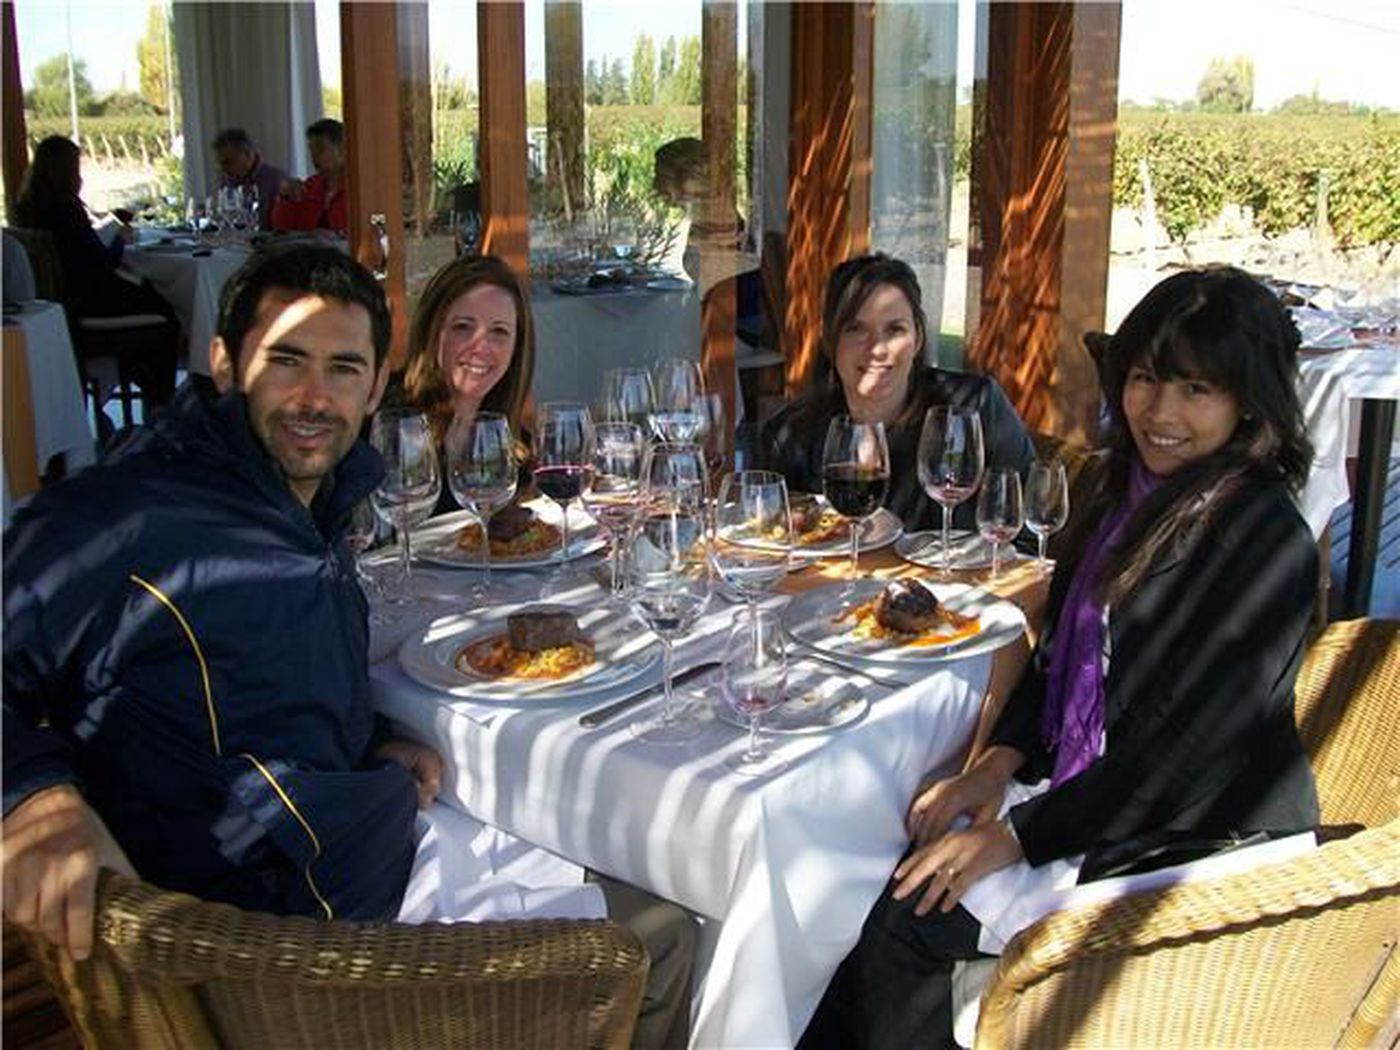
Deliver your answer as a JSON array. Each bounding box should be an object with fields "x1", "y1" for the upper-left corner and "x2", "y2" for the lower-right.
[
  {"x1": 789, "y1": 493, "x2": 825, "y2": 534},
  {"x1": 507, "y1": 607, "x2": 583, "y2": 652},
  {"x1": 873, "y1": 580, "x2": 942, "y2": 634},
  {"x1": 489, "y1": 504, "x2": 536, "y2": 542}
]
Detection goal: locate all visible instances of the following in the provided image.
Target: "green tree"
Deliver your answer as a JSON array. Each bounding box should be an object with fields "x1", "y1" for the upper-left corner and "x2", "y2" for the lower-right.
[
  {"x1": 604, "y1": 57, "x2": 628, "y2": 106},
  {"x1": 1196, "y1": 55, "x2": 1254, "y2": 114},
  {"x1": 97, "y1": 90, "x2": 157, "y2": 116},
  {"x1": 135, "y1": 3, "x2": 175, "y2": 114},
  {"x1": 585, "y1": 59, "x2": 603, "y2": 106},
  {"x1": 630, "y1": 34, "x2": 656, "y2": 106},
  {"x1": 671, "y1": 36, "x2": 702, "y2": 106},
  {"x1": 657, "y1": 36, "x2": 676, "y2": 102},
  {"x1": 25, "y1": 54, "x2": 96, "y2": 117}
]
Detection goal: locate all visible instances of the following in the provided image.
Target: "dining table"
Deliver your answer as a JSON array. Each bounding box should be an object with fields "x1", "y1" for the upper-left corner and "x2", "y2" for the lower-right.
[
  {"x1": 1, "y1": 300, "x2": 96, "y2": 478},
  {"x1": 368, "y1": 525, "x2": 1047, "y2": 1049}
]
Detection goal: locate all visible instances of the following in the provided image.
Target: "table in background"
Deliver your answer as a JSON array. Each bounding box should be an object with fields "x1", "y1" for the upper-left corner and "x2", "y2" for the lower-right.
[
  {"x1": 1, "y1": 301, "x2": 96, "y2": 474},
  {"x1": 370, "y1": 550, "x2": 1046, "y2": 1048},
  {"x1": 123, "y1": 246, "x2": 252, "y2": 377}
]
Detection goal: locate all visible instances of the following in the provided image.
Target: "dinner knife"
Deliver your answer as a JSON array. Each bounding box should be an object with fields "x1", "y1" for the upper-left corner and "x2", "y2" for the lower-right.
[
  {"x1": 578, "y1": 660, "x2": 722, "y2": 729},
  {"x1": 787, "y1": 646, "x2": 915, "y2": 689}
]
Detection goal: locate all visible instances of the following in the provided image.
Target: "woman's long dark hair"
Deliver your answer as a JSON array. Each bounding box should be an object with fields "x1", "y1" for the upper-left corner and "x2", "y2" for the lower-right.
[
  {"x1": 1092, "y1": 266, "x2": 1312, "y2": 605},
  {"x1": 13, "y1": 136, "x2": 82, "y2": 227}
]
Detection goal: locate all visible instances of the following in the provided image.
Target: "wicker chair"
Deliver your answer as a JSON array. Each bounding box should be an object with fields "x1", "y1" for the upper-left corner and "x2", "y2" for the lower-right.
[
  {"x1": 974, "y1": 619, "x2": 1400, "y2": 1049},
  {"x1": 18, "y1": 871, "x2": 648, "y2": 1050}
]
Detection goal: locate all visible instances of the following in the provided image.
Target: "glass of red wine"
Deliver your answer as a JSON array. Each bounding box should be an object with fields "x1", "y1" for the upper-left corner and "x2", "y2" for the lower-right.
[
  {"x1": 917, "y1": 405, "x2": 986, "y2": 577},
  {"x1": 534, "y1": 402, "x2": 596, "y2": 595},
  {"x1": 820, "y1": 415, "x2": 891, "y2": 585},
  {"x1": 975, "y1": 466, "x2": 1024, "y2": 580}
]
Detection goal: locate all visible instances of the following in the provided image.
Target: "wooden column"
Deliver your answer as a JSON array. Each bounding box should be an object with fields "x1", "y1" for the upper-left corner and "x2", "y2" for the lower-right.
[
  {"x1": 478, "y1": 2, "x2": 529, "y2": 278},
  {"x1": 782, "y1": 2, "x2": 874, "y2": 395},
  {"x1": 397, "y1": 3, "x2": 434, "y2": 239},
  {"x1": 341, "y1": 2, "x2": 409, "y2": 367},
  {"x1": 544, "y1": 1, "x2": 584, "y2": 220},
  {"x1": 700, "y1": 0, "x2": 738, "y2": 461},
  {"x1": 966, "y1": 1, "x2": 1120, "y2": 441},
  {"x1": 2, "y1": 1, "x2": 28, "y2": 214}
]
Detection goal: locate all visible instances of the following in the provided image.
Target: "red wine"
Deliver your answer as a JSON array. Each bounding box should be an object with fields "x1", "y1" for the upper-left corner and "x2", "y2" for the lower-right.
[
  {"x1": 535, "y1": 464, "x2": 593, "y2": 503},
  {"x1": 823, "y1": 463, "x2": 888, "y2": 518}
]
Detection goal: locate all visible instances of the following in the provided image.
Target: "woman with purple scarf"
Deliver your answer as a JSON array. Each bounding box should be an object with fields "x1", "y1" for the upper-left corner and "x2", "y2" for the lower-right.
[{"x1": 802, "y1": 267, "x2": 1321, "y2": 1049}]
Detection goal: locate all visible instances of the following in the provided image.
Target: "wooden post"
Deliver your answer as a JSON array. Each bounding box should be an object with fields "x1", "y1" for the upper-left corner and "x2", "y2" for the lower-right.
[
  {"x1": 700, "y1": 0, "x2": 738, "y2": 462},
  {"x1": 2, "y1": 1, "x2": 28, "y2": 215},
  {"x1": 544, "y1": 1, "x2": 584, "y2": 220},
  {"x1": 478, "y1": 3, "x2": 529, "y2": 279},
  {"x1": 397, "y1": 3, "x2": 434, "y2": 240},
  {"x1": 341, "y1": 2, "x2": 409, "y2": 367}
]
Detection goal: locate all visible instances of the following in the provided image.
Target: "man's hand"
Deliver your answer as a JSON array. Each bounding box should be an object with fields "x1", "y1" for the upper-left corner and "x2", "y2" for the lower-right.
[
  {"x1": 891, "y1": 819, "x2": 1023, "y2": 916},
  {"x1": 2, "y1": 785, "x2": 136, "y2": 960},
  {"x1": 906, "y1": 745, "x2": 1021, "y2": 846},
  {"x1": 376, "y1": 738, "x2": 443, "y2": 809},
  {"x1": 278, "y1": 178, "x2": 306, "y2": 202}
]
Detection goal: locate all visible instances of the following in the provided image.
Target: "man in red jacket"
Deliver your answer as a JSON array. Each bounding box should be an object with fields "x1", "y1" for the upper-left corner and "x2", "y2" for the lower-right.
[{"x1": 270, "y1": 118, "x2": 348, "y2": 234}]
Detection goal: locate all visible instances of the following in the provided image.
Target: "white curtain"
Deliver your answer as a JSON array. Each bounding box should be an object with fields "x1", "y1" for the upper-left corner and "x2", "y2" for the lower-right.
[{"x1": 174, "y1": 1, "x2": 324, "y2": 198}]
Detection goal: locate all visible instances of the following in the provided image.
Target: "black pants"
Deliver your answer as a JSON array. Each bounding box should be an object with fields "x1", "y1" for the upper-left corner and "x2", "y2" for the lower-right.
[{"x1": 800, "y1": 887, "x2": 990, "y2": 1050}]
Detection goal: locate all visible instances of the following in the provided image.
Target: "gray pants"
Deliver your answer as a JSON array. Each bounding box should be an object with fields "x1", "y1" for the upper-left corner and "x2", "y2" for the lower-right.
[{"x1": 594, "y1": 874, "x2": 697, "y2": 1050}]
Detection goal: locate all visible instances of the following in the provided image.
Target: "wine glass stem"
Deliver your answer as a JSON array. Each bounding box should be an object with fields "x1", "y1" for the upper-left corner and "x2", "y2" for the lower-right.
[
  {"x1": 659, "y1": 638, "x2": 676, "y2": 725},
  {"x1": 941, "y1": 503, "x2": 951, "y2": 576},
  {"x1": 746, "y1": 712, "x2": 762, "y2": 761},
  {"x1": 559, "y1": 500, "x2": 571, "y2": 569},
  {"x1": 398, "y1": 523, "x2": 413, "y2": 586},
  {"x1": 480, "y1": 508, "x2": 493, "y2": 594},
  {"x1": 1037, "y1": 532, "x2": 1048, "y2": 569},
  {"x1": 991, "y1": 541, "x2": 1001, "y2": 580},
  {"x1": 848, "y1": 519, "x2": 860, "y2": 580},
  {"x1": 608, "y1": 532, "x2": 621, "y2": 595}
]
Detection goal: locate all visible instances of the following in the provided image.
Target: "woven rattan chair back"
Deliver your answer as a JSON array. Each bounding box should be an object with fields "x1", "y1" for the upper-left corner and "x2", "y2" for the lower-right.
[
  {"x1": 23, "y1": 871, "x2": 648, "y2": 1050},
  {"x1": 976, "y1": 819, "x2": 1400, "y2": 1049},
  {"x1": 1294, "y1": 618, "x2": 1400, "y2": 828}
]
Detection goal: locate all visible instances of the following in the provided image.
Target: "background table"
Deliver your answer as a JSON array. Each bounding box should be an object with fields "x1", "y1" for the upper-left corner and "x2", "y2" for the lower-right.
[
  {"x1": 123, "y1": 246, "x2": 252, "y2": 377},
  {"x1": 1, "y1": 301, "x2": 96, "y2": 474},
  {"x1": 370, "y1": 552, "x2": 1045, "y2": 1048}
]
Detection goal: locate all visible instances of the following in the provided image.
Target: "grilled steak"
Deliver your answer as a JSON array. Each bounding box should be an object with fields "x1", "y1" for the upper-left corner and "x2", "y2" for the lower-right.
[
  {"x1": 489, "y1": 503, "x2": 536, "y2": 542},
  {"x1": 873, "y1": 580, "x2": 942, "y2": 634},
  {"x1": 507, "y1": 608, "x2": 583, "y2": 652},
  {"x1": 790, "y1": 493, "x2": 824, "y2": 534}
]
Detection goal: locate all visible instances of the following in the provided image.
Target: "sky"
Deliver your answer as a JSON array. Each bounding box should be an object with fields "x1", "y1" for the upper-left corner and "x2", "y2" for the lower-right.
[{"x1": 12, "y1": 0, "x2": 1400, "y2": 112}]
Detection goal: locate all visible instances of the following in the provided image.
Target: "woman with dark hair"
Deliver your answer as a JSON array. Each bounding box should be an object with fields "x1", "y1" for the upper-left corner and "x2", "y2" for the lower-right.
[
  {"x1": 761, "y1": 253, "x2": 1033, "y2": 531},
  {"x1": 13, "y1": 135, "x2": 174, "y2": 321},
  {"x1": 801, "y1": 267, "x2": 1320, "y2": 1049},
  {"x1": 391, "y1": 254, "x2": 536, "y2": 514}
]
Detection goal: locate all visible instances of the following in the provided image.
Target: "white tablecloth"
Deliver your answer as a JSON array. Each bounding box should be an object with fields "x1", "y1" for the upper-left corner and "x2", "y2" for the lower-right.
[
  {"x1": 1297, "y1": 346, "x2": 1400, "y2": 537},
  {"x1": 370, "y1": 571, "x2": 991, "y2": 1048},
  {"x1": 123, "y1": 246, "x2": 252, "y2": 376},
  {"x1": 3, "y1": 301, "x2": 95, "y2": 472}
]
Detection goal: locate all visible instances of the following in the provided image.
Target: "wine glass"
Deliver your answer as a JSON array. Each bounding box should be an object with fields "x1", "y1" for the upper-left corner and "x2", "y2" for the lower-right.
[
  {"x1": 820, "y1": 415, "x2": 891, "y2": 584},
  {"x1": 445, "y1": 411, "x2": 517, "y2": 599},
  {"x1": 711, "y1": 470, "x2": 791, "y2": 616},
  {"x1": 1024, "y1": 459, "x2": 1070, "y2": 573},
  {"x1": 345, "y1": 498, "x2": 397, "y2": 627},
  {"x1": 650, "y1": 357, "x2": 705, "y2": 442},
  {"x1": 535, "y1": 402, "x2": 596, "y2": 595},
  {"x1": 370, "y1": 408, "x2": 441, "y2": 603},
  {"x1": 917, "y1": 405, "x2": 986, "y2": 576},
  {"x1": 976, "y1": 467, "x2": 1024, "y2": 580},
  {"x1": 695, "y1": 391, "x2": 728, "y2": 490},
  {"x1": 582, "y1": 421, "x2": 646, "y2": 600},
  {"x1": 629, "y1": 487, "x2": 711, "y2": 745},
  {"x1": 642, "y1": 441, "x2": 708, "y2": 501},
  {"x1": 722, "y1": 607, "x2": 789, "y2": 776},
  {"x1": 602, "y1": 367, "x2": 655, "y2": 430}
]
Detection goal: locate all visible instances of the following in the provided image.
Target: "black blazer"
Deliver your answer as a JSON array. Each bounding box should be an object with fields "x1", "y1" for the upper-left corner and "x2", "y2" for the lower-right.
[{"x1": 989, "y1": 475, "x2": 1320, "y2": 880}]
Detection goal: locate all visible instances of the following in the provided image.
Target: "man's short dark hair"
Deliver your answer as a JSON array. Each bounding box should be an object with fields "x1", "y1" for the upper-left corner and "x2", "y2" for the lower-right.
[
  {"x1": 217, "y1": 245, "x2": 391, "y2": 370},
  {"x1": 212, "y1": 127, "x2": 254, "y2": 152},
  {"x1": 305, "y1": 118, "x2": 344, "y2": 147}
]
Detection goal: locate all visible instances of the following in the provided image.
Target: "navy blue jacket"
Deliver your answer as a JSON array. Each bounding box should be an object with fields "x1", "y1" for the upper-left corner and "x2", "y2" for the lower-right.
[{"x1": 3, "y1": 382, "x2": 418, "y2": 921}]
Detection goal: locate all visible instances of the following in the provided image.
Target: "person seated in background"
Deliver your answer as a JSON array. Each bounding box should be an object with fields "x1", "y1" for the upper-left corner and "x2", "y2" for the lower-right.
[
  {"x1": 800, "y1": 266, "x2": 1321, "y2": 1049},
  {"x1": 651, "y1": 137, "x2": 746, "y2": 286},
  {"x1": 212, "y1": 127, "x2": 286, "y2": 230},
  {"x1": 1, "y1": 244, "x2": 694, "y2": 1050},
  {"x1": 11, "y1": 135, "x2": 175, "y2": 322},
  {"x1": 762, "y1": 253, "x2": 1034, "y2": 531},
  {"x1": 269, "y1": 118, "x2": 348, "y2": 234}
]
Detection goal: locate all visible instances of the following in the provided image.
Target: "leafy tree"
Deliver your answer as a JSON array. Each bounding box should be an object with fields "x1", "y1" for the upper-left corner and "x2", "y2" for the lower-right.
[
  {"x1": 604, "y1": 57, "x2": 628, "y2": 106},
  {"x1": 97, "y1": 90, "x2": 157, "y2": 116},
  {"x1": 1196, "y1": 55, "x2": 1254, "y2": 114},
  {"x1": 585, "y1": 59, "x2": 603, "y2": 106},
  {"x1": 135, "y1": 3, "x2": 176, "y2": 114},
  {"x1": 657, "y1": 36, "x2": 676, "y2": 102},
  {"x1": 671, "y1": 36, "x2": 702, "y2": 106},
  {"x1": 25, "y1": 54, "x2": 96, "y2": 118},
  {"x1": 631, "y1": 34, "x2": 656, "y2": 106}
]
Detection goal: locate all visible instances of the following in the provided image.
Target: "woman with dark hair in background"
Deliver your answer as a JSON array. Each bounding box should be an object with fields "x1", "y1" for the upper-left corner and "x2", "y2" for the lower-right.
[
  {"x1": 801, "y1": 266, "x2": 1320, "y2": 1048},
  {"x1": 761, "y1": 253, "x2": 1034, "y2": 532}
]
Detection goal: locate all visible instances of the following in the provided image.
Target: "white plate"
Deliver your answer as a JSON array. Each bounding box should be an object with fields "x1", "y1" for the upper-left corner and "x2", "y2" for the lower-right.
[
  {"x1": 782, "y1": 579, "x2": 1027, "y2": 664},
  {"x1": 711, "y1": 676, "x2": 868, "y2": 735},
  {"x1": 398, "y1": 603, "x2": 660, "y2": 702},
  {"x1": 896, "y1": 529, "x2": 1027, "y2": 571},
  {"x1": 412, "y1": 507, "x2": 606, "y2": 570},
  {"x1": 645, "y1": 276, "x2": 692, "y2": 292},
  {"x1": 783, "y1": 505, "x2": 903, "y2": 560}
]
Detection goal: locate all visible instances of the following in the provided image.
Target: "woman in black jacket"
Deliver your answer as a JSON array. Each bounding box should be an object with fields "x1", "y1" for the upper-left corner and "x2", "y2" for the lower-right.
[
  {"x1": 761, "y1": 253, "x2": 1034, "y2": 532},
  {"x1": 802, "y1": 266, "x2": 1320, "y2": 1049}
]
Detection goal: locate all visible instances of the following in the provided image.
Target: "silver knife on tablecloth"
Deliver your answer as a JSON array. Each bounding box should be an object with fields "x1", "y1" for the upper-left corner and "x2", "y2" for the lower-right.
[{"x1": 578, "y1": 660, "x2": 721, "y2": 729}]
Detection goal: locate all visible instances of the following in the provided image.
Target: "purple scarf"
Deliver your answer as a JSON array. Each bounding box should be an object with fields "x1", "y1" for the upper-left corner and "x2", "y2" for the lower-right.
[{"x1": 1041, "y1": 458, "x2": 1160, "y2": 786}]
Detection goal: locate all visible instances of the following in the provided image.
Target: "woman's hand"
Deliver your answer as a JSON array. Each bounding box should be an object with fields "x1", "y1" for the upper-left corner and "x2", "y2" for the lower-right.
[
  {"x1": 376, "y1": 738, "x2": 444, "y2": 809},
  {"x1": 906, "y1": 745, "x2": 1020, "y2": 846},
  {"x1": 891, "y1": 819, "x2": 1023, "y2": 916}
]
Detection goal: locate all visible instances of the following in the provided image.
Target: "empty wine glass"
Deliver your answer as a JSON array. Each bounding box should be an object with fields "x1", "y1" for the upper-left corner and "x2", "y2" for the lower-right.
[
  {"x1": 651, "y1": 358, "x2": 705, "y2": 442},
  {"x1": 445, "y1": 411, "x2": 517, "y2": 599},
  {"x1": 602, "y1": 367, "x2": 655, "y2": 430},
  {"x1": 583, "y1": 421, "x2": 646, "y2": 600},
  {"x1": 820, "y1": 415, "x2": 891, "y2": 584},
  {"x1": 535, "y1": 402, "x2": 596, "y2": 596},
  {"x1": 643, "y1": 441, "x2": 708, "y2": 501},
  {"x1": 917, "y1": 405, "x2": 986, "y2": 576},
  {"x1": 629, "y1": 487, "x2": 711, "y2": 745},
  {"x1": 370, "y1": 408, "x2": 441, "y2": 603},
  {"x1": 711, "y1": 470, "x2": 791, "y2": 616},
  {"x1": 976, "y1": 467, "x2": 1024, "y2": 580},
  {"x1": 695, "y1": 391, "x2": 728, "y2": 490},
  {"x1": 345, "y1": 498, "x2": 396, "y2": 627},
  {"x1": 1024, "y1": 459, "x2": 1070, "y2": 572},
  {"x1": 722, "y1": 608, "x2": 789, "y2": 776}
]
